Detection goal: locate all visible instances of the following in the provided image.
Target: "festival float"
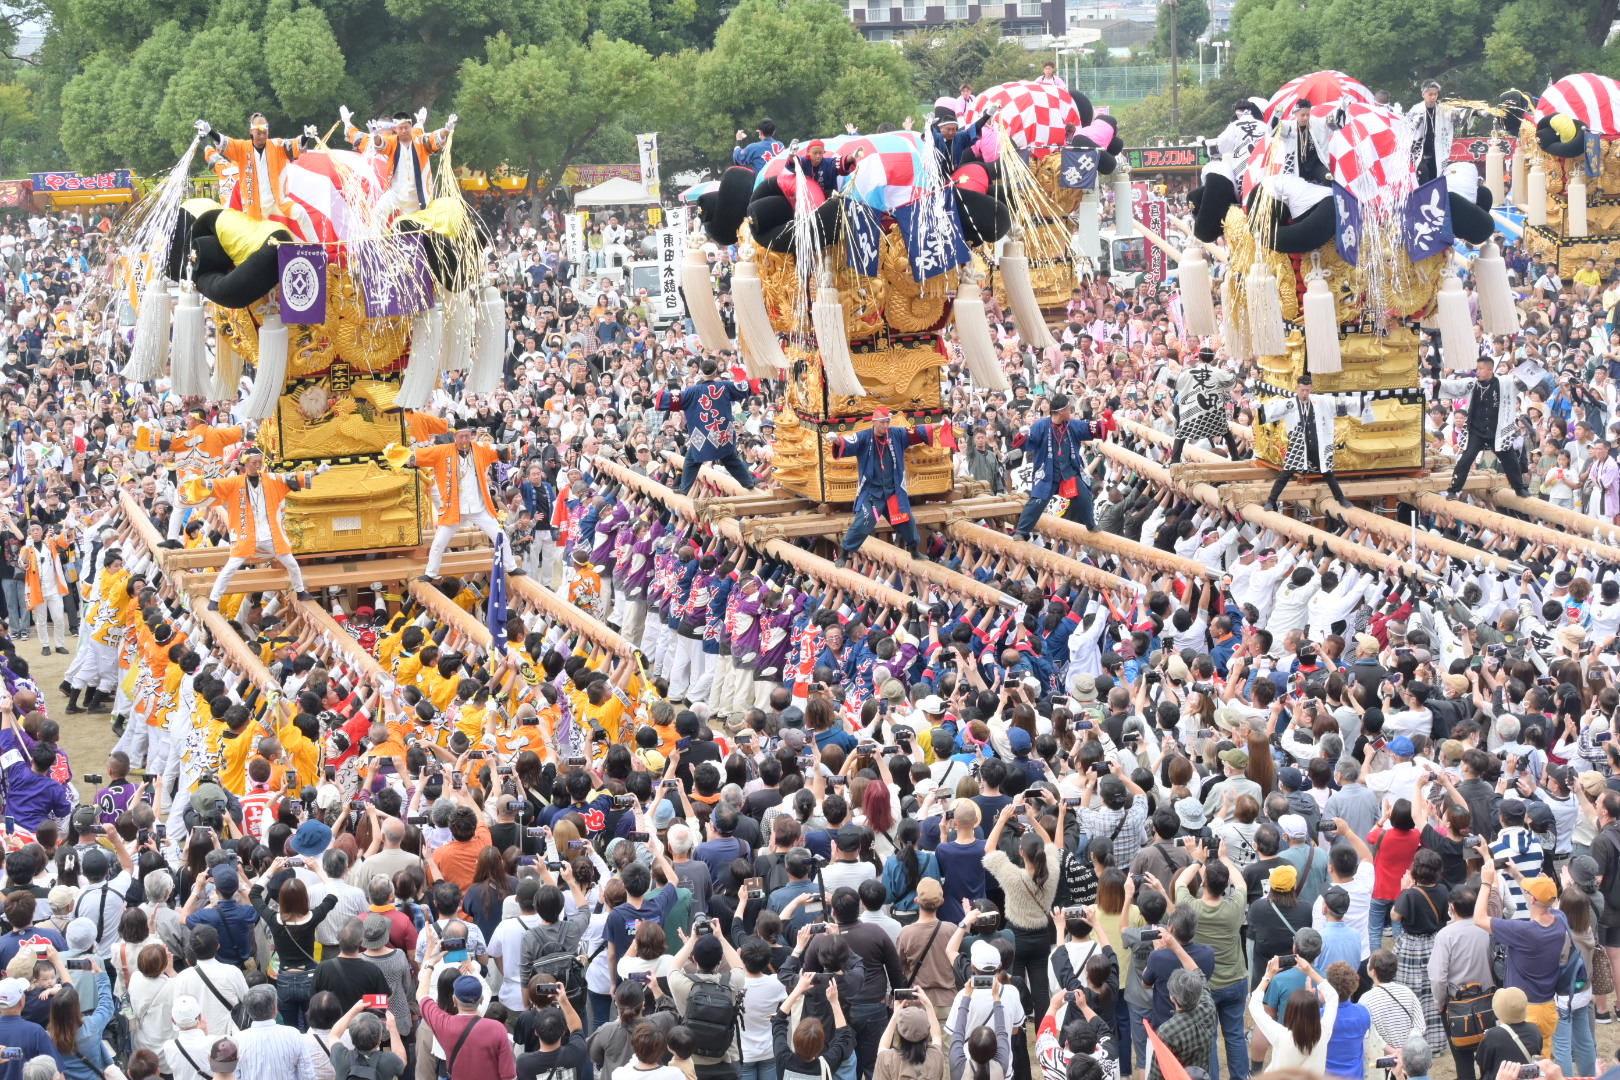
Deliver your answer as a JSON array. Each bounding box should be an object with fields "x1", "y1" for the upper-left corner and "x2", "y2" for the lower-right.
[
  {"x1": 1186, "y1": 69, "x2": 1503, "y2": 476},
  {"x1": 1513, "y1": 73, "x2": 1620, "y2": 278},
  {"x1": 114, "y1": 124, "x2": 497, "y2": 556},
  {"x1": 692, "y1": 84, "x2": 1120, "y2": 504}
]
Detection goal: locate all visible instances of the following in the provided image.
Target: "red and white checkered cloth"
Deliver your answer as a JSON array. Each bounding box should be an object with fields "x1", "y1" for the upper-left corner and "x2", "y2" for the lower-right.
[
  {"x1": 965, "y1": 81, "x2": 1081, "y2": 151},
  {"x1": 1536, "y1": 73, "x2": 1620, "y2": 136},
  {"x1": 1264, "y1": 70, "x2": 1374, "y2": 124},
  {"x1": 1329, "y1": 102, "x2": 1412, "y2": 200}
]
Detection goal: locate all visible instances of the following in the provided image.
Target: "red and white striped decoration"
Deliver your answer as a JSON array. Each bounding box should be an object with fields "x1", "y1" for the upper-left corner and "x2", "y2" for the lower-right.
[
  {"x1": 1264, "y1": 70, "x2": 1374, "y2": 124},
  {"x1": 1535, "y1": 73, "x2": 1620, "y2": 136}
]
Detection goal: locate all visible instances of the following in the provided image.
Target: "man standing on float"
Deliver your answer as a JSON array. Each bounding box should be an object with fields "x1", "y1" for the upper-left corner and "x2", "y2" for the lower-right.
[
  {"x1": 188, "y1": 447, "x2": 325, "y2": 610},
  {"x1": 656, "y1": 358, "x2": 760, "y2": 494},
  {"x1": 389, "y1": 421, "x2": 521, "y2": 580}
]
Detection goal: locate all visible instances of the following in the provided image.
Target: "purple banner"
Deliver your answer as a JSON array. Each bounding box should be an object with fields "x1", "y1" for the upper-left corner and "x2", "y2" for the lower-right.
[
  {"x1": 1333, "y1": 182, "x2": 1361, "y2": 267},
  {"x1": 361, "y1": 234, "x2": 435, "y2": 318},
  {"x1": 1403, "y1": 176, "x2": 1452, "y2": 263},
  {"x1": 277, "y1": 243, "x2": 328, "y2": 324}
]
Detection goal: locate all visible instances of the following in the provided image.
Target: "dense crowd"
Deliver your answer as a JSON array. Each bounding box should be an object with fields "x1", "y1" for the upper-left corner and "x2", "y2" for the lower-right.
[{"x1": 0, "y1": 90, "x2": 1618, "y2": 1080}]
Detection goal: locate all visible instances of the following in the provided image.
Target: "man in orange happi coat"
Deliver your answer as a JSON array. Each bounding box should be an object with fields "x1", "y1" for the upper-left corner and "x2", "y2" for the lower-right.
[
  {"x1": 197, "y1": 113, "x2": 312, "y2": 221},
  {"x1": 140, "y1": 408, "x2": 244, "y2": 539},
  {"x1": 191, "y1": 447, "x2": 328, "y2": 610},
  {"x1": 395, "y1": 420, "x2": 520, "y2": 579},
  {"x1": 340, "y1": 106, "x2": 455, "y2": 220}
]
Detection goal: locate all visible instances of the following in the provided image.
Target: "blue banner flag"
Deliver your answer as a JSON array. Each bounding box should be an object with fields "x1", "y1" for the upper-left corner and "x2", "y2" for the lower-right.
[
  {"x1": 1403, "y1": 176, "x2": 1452, "y2": 262},
  {"x1": 488, "y1": 533, "x2": 510, "y2": 654},
  {"x1": 844, "y1": 202, "x2": 882, "y2": 277},
  {"x1": 1333, "y1": 182, "x2": 1362, "y2": 266},
  {"x1": 1060, "y1": 148, "x2": 1099, "y2": 190}
]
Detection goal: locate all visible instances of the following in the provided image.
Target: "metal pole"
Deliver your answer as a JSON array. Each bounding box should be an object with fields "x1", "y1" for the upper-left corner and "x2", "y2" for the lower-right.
[{"x1": 1169, "y1": 0, "x2": 1179, "y2": 134}]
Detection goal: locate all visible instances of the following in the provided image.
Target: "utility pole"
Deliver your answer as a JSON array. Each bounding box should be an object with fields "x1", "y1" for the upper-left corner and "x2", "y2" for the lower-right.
[{"x1": 1168, "y1": 0, "x2": 1179, "y2": 134}]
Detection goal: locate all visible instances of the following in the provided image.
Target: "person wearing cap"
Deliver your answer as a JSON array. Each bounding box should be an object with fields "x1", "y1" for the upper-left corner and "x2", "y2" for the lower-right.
[
  {"x1": 1365, "y1": 734, "x2": 1426, "y2": 809},
  {"x1": 1167, "y1": 837, "x2": 1250, "y2": 1080},
  {"x1": 896, "y1": 878, "x2": 957, "y2": 1016},
  {"x1": 1486, "y1": 798, "x2": 1547, "y2": 920},
  {"x1": 208, "y1": 1035, "x2": 243, "y2": 1080},
  {"x1": 69, "y1": 834, "x2": 134, "y2": 958},
  {"x1": 1313, "y1": 885, "x2": 1363, "y2": 973},
  {"x1": 830, "y1": 406, "x2": 951, "y2": 562},
  {"x1": 1274, "y1": 815, "x2": 1328, "y2": 910},
  {"x1": 942, "y1": 936, "x2": 1023, "y2": 1043},
  {"x1": 873, "y1": 997, "x2": 945, "y2": 1080},
  {"x1": 1473, "y1": 986, "x2": 1543, "y2": 1080},
  {"x1": 164, "y1": 994, "x2": 216, "y2": 1080},
  {"x1": 414, "y1": 948, "x2": 515, "y2": 1080},
  {"x1": 180, "y1": 864, "x2": 260, "y2": 970},
  {"x1": 663, "y1": 925, "x2": 748, "y2": 1069},
  {"x1": 1474, "y1": 858, "x2": 1564, "y2": 1045},
  {"x1": 1203, "y1": 747, "x2": 1260, "y2": 817}
]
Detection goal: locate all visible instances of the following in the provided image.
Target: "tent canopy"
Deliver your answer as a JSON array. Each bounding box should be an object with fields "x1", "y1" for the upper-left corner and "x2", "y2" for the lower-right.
[{"x1": 573, "y1": 177, "x2": 658, "y2": 206}]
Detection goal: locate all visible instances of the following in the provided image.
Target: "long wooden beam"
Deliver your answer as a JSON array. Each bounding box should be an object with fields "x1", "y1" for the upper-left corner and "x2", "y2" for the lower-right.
[
  {"x1": 507, "y1": 577, "x2": 635, "y2": 658},
  {"x1": 176, "y1": 549, "x2": 496, "y2": 596},
  {"x1": 1480, "y1": 490, "x2": 1620, "y2": 545},
  {"x1": 739, "y1": 497, "x2": 1026, "y2": 540},
  {"x1": 1092, "y1": 436, "x2": 1412, "y2": 574},
  {"x1": 160, "y1": 525, "x2": 492, "y2": 571},
  {"x1": 594, "y1": 455, "x2": 916, "y2": 609},
  {"x1": 1323, "y1": 501, "x2": 1514, "y2": 573},
  {"x1": 1411, "y1": 492, "x2": 1620, "y2": 563},
  {"x1": 943, "y1": 520, "x2": 1129, "y2": 591},
  {"x1": 1031, "y1": 514, "x2": 1214, "y2": 579},
  {"x1": 294, "y1": 600, "x2": 390, "y2": 684},
  {"x1": 408, "y1": 579, "x2": 508, "y2": 658}
]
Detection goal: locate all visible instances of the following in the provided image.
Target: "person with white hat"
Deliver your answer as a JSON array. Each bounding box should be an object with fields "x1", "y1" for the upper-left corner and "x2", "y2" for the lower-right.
[
  {"x1": 943, "y1": 937, "x2": 1024, "y2": 1041},
  {"x1": 163, "y1": 995, "x2": 216, "y2": 1080}
]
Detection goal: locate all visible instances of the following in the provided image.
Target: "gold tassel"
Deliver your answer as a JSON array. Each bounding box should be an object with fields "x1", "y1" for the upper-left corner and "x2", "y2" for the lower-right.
[{"x1": 381, "y1": 442, "x2": 412, "y2": 471}]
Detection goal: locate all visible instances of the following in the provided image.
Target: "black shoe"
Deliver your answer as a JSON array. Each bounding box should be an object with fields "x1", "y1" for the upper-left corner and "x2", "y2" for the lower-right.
[
  {"x1": 54, "y1": 647, "x2": 67, "y2": 655},
  {"x1": 296, "y1": 591, "x2": 314, "y2": 601},
  {"x1": 1445, "y1": 483, "x2": 1463, "y2": 495},
  {"x1": 64, "y1": 689, "x2": 82, "y2": 714},
  {"x1": 206, "y1": 600, "x2": 220, "y2": 612},
  {"x1": 508, "y1": 567, "x2": 527, "y2": 577},
  {"x1": 58, "y1": 679, "x2": 72, "y2": 695},
  {"x1": 1013, "y1": 531, "x2": 1031, "y2": 542},
  {"x1": 88, "y1": 694, "x2": 111, "y2": 714},
  {"x1": 110, "y1": 714, "x2": 125, "y2": 734}
]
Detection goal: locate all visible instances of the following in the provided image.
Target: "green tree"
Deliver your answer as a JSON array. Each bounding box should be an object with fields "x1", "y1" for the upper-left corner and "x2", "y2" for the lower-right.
[
  {"x1": 453, "y1": 31, "x2": 654, "y2": 223},
  {"x1": 1153, "y1": 0, "x2": 1210, "y2": 62},
  {"x1": 899, "y1": 19, "x2": 1039, "y2": 101},
  {"x1": 681, "y1": 0, "x2": 915, "y2": 160},
  {"x1": 264, "y1": 4, "x2": 346, "y2": 119}
]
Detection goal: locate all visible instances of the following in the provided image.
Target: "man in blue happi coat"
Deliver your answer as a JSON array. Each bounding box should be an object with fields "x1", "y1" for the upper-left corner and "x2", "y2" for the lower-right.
[
  {"x1": 831, "y1": 406, "x2": 952, "y2": 562},
  {"x1": 1012, "y1": 393, "x2": 1113, "y2": 537},
  {"x1": 656, "y1": 358, "x2": 761, "y2": 494},
  {"x1": 733, "y1": 118, "x2": 784, "y2": 173}
]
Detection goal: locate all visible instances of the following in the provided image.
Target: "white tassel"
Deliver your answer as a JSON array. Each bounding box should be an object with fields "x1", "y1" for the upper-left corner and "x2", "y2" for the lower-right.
[
  {"x1": 241, "y1": 310, "x2": 288, "y2": 420},
  {"x1": 395, "y1": 304, "x2": 443, "y2": 410},
  {"x1": 468, "y1": 285, "x2": 505, "y2": 395},
  {"x1": 1511, "y1": 147, "x2": 1527, "y2": 205},
  {"x1": 811, "y1": 272, "x2": 865, "y2": 398},
  {"x1": 1075, "y1": 191, "x2": 1100, "y2": 260},
  {"x1": 1220, "y1": 274, "x2": 1251, "y2": 363},
  {"x1": 440, "y1": 291, "x2": 475, "y2": 374},
  {"x1": 1474, "y1": 241, "x2": 1520, "y2": 337},
  {"x1": 1568, "y1": 175, "x2": 1588, "y2": 236},
  {"x1": 732, "y1": 253, "x2": 784, "y2": 379},
  {"x1": 1435, "y1": 271, "x2": 1477, "y2": 370},
  {"x1": 680, "y1": 246, "x2": 730, "y2": 352},
  {"x1": 1302, "y1": 274, "x2": 1342, "y2": 374},
  {"x1": 209, "y1": 318, "x2": 241, "y2": 402},
  {"x1": 169, "y1": 285, "x2": 209, "y2": 398},
  {"x1": 1113, "y1": 175, "x2": 1135, "y2": 237},
  {"x1": 1485, "y1": 141, "x2": 1505, "y2": 207},
  {"x1": 1179, "y1": 245, "x2": 1217, "y2": 338},
  {"x1": 951, "y1": 272, "x2": 1009, "y2": 391},
  {"x1": 1000, "y1": 238, "x2": 1055, "y2": 350},
  {"x1": 1245, "y1": 262, "x2": 1286, "y2": 356},
  {"x1": 124, "y1": 274, "x2": 172, "y2": 382},
  {"x1": 1527, "y1": 165, "x2": 1547, "y2": 225}
]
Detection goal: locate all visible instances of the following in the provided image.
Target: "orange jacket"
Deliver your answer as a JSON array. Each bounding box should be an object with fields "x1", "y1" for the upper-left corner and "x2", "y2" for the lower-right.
[
  {"x1": 413, "y1": 442, "x2": 502, "y2": 526},
  {"x1": 168, "y1": 424, "x2": 244, "y2": 488},
  {"x1": 344, "y1": 125, "x2": 446, "y2": 209},
  {"x1": 209, "y1": 470, "x2": 316, "y2": 557},
  {"x1": 23, "y1": 535, "x2": 72, "y2": 609},
  {"x1": 208, "y1": 136, "x2": 301, "y2": 221},
  {"x1": 407, "y1": 412, "x2": 449, "y2": 446}
]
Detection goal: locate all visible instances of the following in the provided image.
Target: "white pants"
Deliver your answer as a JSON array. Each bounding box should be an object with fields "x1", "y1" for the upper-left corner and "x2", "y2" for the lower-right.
[
  {"x1": 621, "y1": 600, "x2": 648, "y2": 651},
  {"x1": 538, "y1": 536, "x2": 559, "y2": 588},
  {"x1": 145, "y1": 728, "x2": 174, "y2": 785},
  {"x1": 427, "y1": 511, "x2": 514, "y2": 577},
  {"x1": 209, "y1": 539, "x2": 307, "y2": 602},
  {"x1": 755, "y1": 678, "x2": 783, "y2": 710},
  {"x1": 667, "y1": 635, "x2": 710, "y2": 702},
  {"x1": 67, "y1": 638, "x2": 118, "y2": 693},
  {"x1": 644, "y1": 619, "x2": 671, "y2": 677},
  {"x1": 31, "y1": 594, "x2": 66, "y2": 649},
  {"x1": 112, "y1": 716, "x2": 150, "y2": 769},
  {"x1": 709, "y1": 655, "x2": 736, "y2": 714},
  {"x1": 374, "y1": 188, "x2": 424, "y2": 222},
  {"x1": 716, "y1": 659, "x2": 754, "y2": 717}
]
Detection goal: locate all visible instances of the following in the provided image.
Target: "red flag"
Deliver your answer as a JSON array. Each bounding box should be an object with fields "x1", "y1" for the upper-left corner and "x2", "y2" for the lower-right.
[
  {"x1": 1143, "y1": 1019, "x2": 1193, "y2": 1080},
  {"x1": 937, "y1": 419, "x2": 959, "y2": 451}
]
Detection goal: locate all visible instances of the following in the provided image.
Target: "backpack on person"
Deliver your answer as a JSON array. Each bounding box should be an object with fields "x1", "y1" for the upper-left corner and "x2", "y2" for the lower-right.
[
  {"x1": 522, "y1": 922, "x2": 589, "y2": 1011},
  {"x1": 682, "y1": 973, "x2": 741, "y2": 1059}
]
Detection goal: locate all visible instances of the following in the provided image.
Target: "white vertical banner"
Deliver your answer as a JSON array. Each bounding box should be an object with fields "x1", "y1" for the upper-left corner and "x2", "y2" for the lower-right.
[
  {"x1": 565, "y1": 212, "x2": 587, "y2": 268},
  {"x1": 665, "y1": 204, "x2": 688, "y2": 238},
  {"x1": 658, "y1": 228, "x2": 684, "y2": 319},
  {"x1": 636, "y1": 133, "x2": 662, "y2": 199}
]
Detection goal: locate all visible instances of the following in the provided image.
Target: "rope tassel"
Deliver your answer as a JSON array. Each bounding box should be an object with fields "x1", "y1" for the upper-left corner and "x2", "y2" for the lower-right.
[
  {"x1": 241, "y1": 309, "x2": 288, "y2": 420},
  {"x1": 1302, "y1": 273, "x2": 1342, "y2": 374},
  {"x1": 951, "y1": 269, "x2": 1009, "y2": 391},
  {"x1": 1474, "y1": 241, "x2": 1520, "y2": 337},
  {"x1": 732, "y1": 249, "x2": 785, "y2": 379},
  {"x1": 1179, "y1": 245, "x2": 1217, "y2": 338},
  {"x1": 680, "y1": 245, "x2": 731, "y2": 353},
  {"x1": 1434, "y1": 271, "x2": 1477, "y2": 371},
  {"x1": 811, "y1": 272, "x2": 865, "y2": 398},
  {"x1": 1000, "y1": 237, "x2": 1055, "y2": 350},
  {"x1": 169, "y1": 284, "x2": 210, "y2": 398},
  {"x1": 395, "y1": 303, "x2": 443, "y2": 409},
  {"x1": 124, "y1": 274, "x2": 172, "y2": 382},
  {"x1": 468, "y1": 285, "x2": 505, "y2": 394},
  {"x1": 1245, "y1": 261, "x2": 1286, "y2": 356}
]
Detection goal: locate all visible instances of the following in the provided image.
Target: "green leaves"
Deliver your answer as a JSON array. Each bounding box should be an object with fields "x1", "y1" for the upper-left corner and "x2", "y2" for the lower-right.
[
  {"x1": 898, "y1": 19, "x2": 1040, "y2": 101},
  {"x1": 265, "y1": 6, "x2": 346, "y2": 118}
]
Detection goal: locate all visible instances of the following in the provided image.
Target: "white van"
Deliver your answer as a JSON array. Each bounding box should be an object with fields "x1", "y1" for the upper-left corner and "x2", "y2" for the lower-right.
[{"x1": 1092, "y1": 228, "x2": 1181, "y2": 292}]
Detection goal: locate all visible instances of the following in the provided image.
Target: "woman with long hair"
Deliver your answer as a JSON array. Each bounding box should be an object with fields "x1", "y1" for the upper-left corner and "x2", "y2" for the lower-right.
[
  {"x1": 772, "y1": 971, "x2": 856, "y2": 1080},
  {"x1": 48, "y1": 956, "x2": 116, "y2": 1080},
  {"x1": 460, "y1": 845, "x2": 517, "y2": 942},
  {"x1": 1245, "y1": 728, "x2": 1276, "y2": 795},
  {"x1": 981, "y1": 802, "x2": 1062, "y2": 1008},
  {"x1": 881, "y1": 818, "x2": 941, "y2": 924},
  {"x1": 1553, "y1": 887, "x2": 1599, "y2": 1076},
  {"x1": 856, "y1": 773, "x2": 897, "y2": 859},
  {"x1": 1248, "y1": 956, "x2": 1338, "y2": 1073},
  {"x1": 248, "y1": 856, "x2": 339, "y2": 1031}
]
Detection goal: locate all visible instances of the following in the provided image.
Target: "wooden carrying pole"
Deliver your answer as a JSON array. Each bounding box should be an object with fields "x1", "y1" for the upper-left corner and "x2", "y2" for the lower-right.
[
  {"x1": 507, "y1": 577, "x2": 636, "y2": 658},
  {"x1": 943, "y1": 520, "x2": 1131, "y2": 591},
  {"x1": 593, "y1": 455, "x2": 916, "y2": 610},
  {"x1": 295, "y1": 600, "x2": 390, "y2": 684},
  {"x1": 1090, "y1": 437, "x2": 1412, "y2": 574},
  {"x1": 1411, "y1": 492, "x2": 1620, "y2": 563},
  {"x1": 1482, "y1": 490, "x2": 1620, "y2": 545}
]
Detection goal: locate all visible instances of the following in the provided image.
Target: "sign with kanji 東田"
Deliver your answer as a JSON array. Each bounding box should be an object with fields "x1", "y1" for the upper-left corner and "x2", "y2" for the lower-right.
[{"x1": 658, "y1": 228, "x2": 684, "y2": 318}]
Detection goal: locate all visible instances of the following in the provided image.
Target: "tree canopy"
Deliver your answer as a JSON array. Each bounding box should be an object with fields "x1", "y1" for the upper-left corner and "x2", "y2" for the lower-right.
[{"x1": 899, "y1": 19, "x2": 1040, "y2": 101}]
